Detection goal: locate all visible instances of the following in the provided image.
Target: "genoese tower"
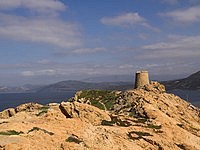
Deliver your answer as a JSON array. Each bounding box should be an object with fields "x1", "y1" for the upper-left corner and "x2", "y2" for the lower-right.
[{"x1": 134, "y1": 70, "x2": 150, "y2": 88}]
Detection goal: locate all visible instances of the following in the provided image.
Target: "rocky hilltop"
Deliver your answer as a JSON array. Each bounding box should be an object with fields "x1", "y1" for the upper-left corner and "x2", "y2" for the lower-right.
[{"x1": 0, "y1": 82, "x2": 199, "y2": 150}]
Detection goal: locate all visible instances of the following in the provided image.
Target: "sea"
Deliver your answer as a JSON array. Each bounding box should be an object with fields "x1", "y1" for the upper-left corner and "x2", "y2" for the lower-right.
[
  {"x1": 168, "y1": 89, "x2": 200, "y2": 107},
  {"x1": 0, "y1": 91, "x2": 76, "y2": 111},
  {"x1": 0, "y1": 90, "x2": 199, "y2": 112}
]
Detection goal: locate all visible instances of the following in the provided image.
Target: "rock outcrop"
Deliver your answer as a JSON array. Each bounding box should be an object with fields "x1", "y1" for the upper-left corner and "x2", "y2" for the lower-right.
[
  {"x1": 0, "y1": 82, "x2": 199, "y2": 150},
  {"x1": 15, "y1": 102, "x2": 43, "y2": 113},
  {"x1": 0, "y1": 102, "x2": 43, "y2": 119},
  {"x1": 0, "y1": 108, "x2": 16, "y2": 119},
  {"x1": 59, "y1": 101, "x2": 111, "y2": 125}
]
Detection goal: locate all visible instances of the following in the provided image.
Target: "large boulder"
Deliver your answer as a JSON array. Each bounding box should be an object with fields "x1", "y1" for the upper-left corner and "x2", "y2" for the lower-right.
[{"x1": 59, "y1": 101, "x2": 111, "y2": 125}]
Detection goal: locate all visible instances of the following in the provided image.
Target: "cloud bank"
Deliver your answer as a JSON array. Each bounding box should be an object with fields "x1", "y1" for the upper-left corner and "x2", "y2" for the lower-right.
[
  {"x1": 162, "y1": 6, "x2": 200, "y2": 23},
  {"x1": 100, "y1": 12, "x2": 159, "y2": 31},
  {"x1": 141, "y1": 35, "x2": 200, "y2": 58},
  {"x1": 0, "y1": 0, "x2": 66, "y2": 13},
  {"x1": 0, "y1": 0, "x2": 82, "y2": 48}
]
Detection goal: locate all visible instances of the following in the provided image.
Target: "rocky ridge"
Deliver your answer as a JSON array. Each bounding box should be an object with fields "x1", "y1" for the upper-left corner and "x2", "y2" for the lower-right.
[{"x1": 0, "y1": 82, "x2": 199, "y2": 150}]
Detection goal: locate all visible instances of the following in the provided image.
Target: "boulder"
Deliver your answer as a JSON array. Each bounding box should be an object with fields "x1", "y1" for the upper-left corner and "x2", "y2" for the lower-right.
[
  {"x1": 143, "y1": 81, "x2": 166, "y2": 94},
  {"x1": 15, "y1": 102, "x2": 43, "y2": 113},
  {"x1": 59, "y1": 101, "x2": 111, "y2": 125},
  {"x1": 0, "y1": 108, "x2": 16, "y2": 119}
]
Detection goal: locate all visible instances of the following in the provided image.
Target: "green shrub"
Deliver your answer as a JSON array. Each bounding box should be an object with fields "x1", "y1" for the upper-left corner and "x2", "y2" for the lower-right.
[
  {"x1": 78, "y1": 90, "x2": 117, "y2": 110},
  {"x1": 38, "y1": 105, "x2": 50, "y2": 110},
  {"x1": 36, "y1": 110, "x2": 48, "y2": 116},
  {"x1": 146, "y1": 124, "x2": 162, "y2": 129},
  {"x1": 132, "y1": 131, "x2": 152, "y2": 137},
  {"x1": 0, "y1": 130, "x2": 23, "y2": 136},
  {"x1": 90, "y1": 100, "x2": 105, "y2": 110},
  {"x1": 36, "y1": 105, "x2": 50, "y2": 116},
  {"x1": 101, "y1": 120, "x2": 115, "y2": 126},
  {"x1": 28, "y1": 127, "x2": 54, "y2": 136},
  {"x1": 134, "y1": 118, "x2": 148, "y2": 123}
]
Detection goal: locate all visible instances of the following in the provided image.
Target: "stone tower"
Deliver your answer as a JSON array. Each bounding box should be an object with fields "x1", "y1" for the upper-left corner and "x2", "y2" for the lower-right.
[{"x1": 134, "y1": 70, "x2": 150, "y2": 88}]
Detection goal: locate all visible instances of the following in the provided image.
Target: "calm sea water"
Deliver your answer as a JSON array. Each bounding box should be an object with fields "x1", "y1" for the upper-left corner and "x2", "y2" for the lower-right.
[
  {"x1": 0, "y1": 91, "x2": 75, "y2": 111},
  {"x1": 168, "y1": 90, "x2": 200, "y2": 107},
  {"x1": 0, "y1": 90, "x2": 199, "y2": 112}
]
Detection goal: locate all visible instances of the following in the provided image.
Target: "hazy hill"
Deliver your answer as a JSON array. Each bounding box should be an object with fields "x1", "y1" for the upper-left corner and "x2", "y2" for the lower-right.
[
  {"x1": 36, "y1": 80, "x2": 133, "y2": 92},
  {"x1": 162, "y1": 71, "x2": 200, "y2": 90},
  {"x1": 83, "y1": 75, "x2": 134, "y2": 82},
  {"x1": 0, "y1": 84, "x2": 44, "y2": 93}
]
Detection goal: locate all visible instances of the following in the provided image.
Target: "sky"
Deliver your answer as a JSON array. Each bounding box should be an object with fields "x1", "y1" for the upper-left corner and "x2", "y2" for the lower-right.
[{"x1": 0, "y1": 0, "x2": 200, "y2": 86}]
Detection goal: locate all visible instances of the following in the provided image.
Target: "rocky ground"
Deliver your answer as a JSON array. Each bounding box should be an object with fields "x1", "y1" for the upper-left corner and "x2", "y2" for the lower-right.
[{"x1": 0, "y1": 82, "x2": 199, "y2": 150}]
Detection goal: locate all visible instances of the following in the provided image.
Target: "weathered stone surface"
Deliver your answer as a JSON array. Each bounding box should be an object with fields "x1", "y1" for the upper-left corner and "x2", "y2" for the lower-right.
[{"x1": 59, "y1": 101, "x2": 111, "y2": 125}]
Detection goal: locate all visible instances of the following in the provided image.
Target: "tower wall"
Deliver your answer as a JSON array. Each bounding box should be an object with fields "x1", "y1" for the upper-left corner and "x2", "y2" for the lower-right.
[{"x1": 134, "y1": 71, "x2": 149, "y2": 88}]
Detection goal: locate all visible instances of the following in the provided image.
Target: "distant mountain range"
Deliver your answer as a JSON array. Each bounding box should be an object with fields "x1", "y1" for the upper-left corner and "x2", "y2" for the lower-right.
[
  {"x1": 36, "y1": 81, "x2": 133, "y2": 93},
  {"x1": 0, "y1": 71, "x2": 199, "y2": 93},
  {"x1": 0, "y1": 84, "x2": 43, "y2": 93}
]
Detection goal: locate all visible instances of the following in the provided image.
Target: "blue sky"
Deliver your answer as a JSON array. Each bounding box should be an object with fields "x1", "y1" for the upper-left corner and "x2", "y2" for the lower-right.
[{"x1": 0, "y1": 0, "x2": 200, "y2": 85}]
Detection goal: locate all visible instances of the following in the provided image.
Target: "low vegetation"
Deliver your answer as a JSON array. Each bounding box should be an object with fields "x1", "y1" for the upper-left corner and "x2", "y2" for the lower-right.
[
  {"x1": 36, "y1": 105, "x2": 50, "y2": 116},
  {"x1": 28, "y1": 127, "x2": 54, "y2": 136},
  {"x1": 146, "y1": 124, "x2": 162, "y2": 129},
  {"x1": 0, "y1": 130, "x2": 23, "y2": 136},
  {"x1": 132, "y1": 131, "x2": 152, "y2": 137},
  {"x1": 78, "y1": 90, "x2": 117, "y2": 110},
  {"x1": 101, "y1": 120, "x2": 115, "y2": 126},
  {"x1": 133, "y1": 118, "x2": 148, "y2": 123}
]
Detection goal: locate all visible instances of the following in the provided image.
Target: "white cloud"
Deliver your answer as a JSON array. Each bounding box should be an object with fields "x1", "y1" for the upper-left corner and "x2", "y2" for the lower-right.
[
  {"x1": 0, "y1": 0, "x2": 66, "y2": 13},
  {"x1": 162, "y1": 6, "x2": 200, "y2": 23},
  {"x1": 53, "y1": 47, "x2": 107, "y2": 55},
  {"x1": 21, "y1": 69, "x2": 57, "y2": 77},
  {"x1": 18, "y1": 60, "x2": 136, "y2": 78},
  {"x1": 141, "y1": 35, "x2": 200, "y2": 58},
  {"x1": 72, "y1": 47, "x2": 106, "y2": 54},
  {"x1": 100, "y1": 12, "x2": 159, "y2": 31},
  {"x1": 101, "y1": 12, "x2": 145, "y2": 26},
  {"x1": 119, "y1": 64, "x2": 135, "y2": 69},
  {"x1": 0, "y1": 13, "x2": 82, "y2": 48}
]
